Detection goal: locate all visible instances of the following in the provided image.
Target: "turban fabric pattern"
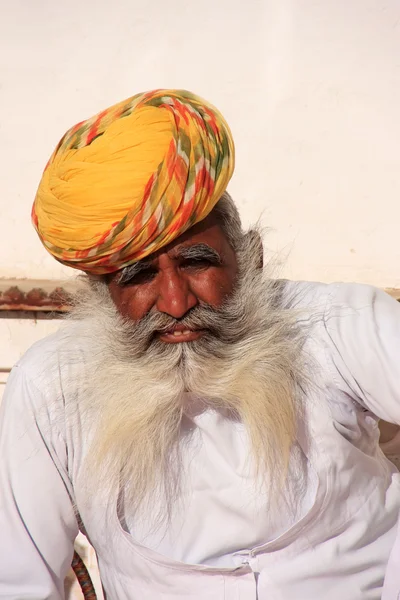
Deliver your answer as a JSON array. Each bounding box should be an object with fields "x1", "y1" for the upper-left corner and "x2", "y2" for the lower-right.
[{"x1": 32, "y1": 89, "x2": 235, "y2": 274}]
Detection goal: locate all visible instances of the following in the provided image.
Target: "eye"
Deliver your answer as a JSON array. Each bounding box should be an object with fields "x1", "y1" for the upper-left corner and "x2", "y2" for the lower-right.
[
  {"x1": 120, "y1": 268, "x2": 158, "y2": 286},
  {"x1": 181, "y1": 257, "x2": 216, "y2": 270}
]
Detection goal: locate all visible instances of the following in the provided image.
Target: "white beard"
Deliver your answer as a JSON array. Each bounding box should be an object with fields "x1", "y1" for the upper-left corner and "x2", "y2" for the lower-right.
[{"x1": 67, "y1": 234, "x2": 307, "y2": 526}]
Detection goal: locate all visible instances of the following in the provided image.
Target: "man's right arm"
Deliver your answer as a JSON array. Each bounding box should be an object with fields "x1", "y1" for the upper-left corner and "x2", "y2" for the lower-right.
[{"x1": 0, "y1": 365, "x2": 79, "y2": 599}]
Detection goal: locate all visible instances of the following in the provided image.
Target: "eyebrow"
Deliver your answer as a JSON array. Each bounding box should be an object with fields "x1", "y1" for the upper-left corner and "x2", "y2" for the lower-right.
[
  {"x1": 173, "y1": 243, "x2": 222, "y2": 264},
  {"x1": 117, "y1": 259, "x2": 154, "y2": 284},
  {"x1": 117, "y1": 243, "x2": 222, "y2": 285}
]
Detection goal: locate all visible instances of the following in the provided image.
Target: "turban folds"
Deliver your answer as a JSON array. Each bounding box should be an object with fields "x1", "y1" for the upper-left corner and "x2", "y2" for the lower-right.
[{"x1": 32, "y1": 89, "x2": 235, "y2": 274}]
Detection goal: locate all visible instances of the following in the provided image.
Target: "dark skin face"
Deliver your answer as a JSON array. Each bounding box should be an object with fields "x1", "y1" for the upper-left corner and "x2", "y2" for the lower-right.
[{"x1": 108, "y1": 213, "x2": 238, "y2": 343}]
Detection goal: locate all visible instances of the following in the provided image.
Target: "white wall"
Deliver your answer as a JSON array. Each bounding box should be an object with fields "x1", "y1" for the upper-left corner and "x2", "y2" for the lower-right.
[
  {"x1": 1, "y1": 0, "x2": 400, "y2": 287},
  {"x1": 1, "y1": 5, "x2": 399, "y2": 594}
]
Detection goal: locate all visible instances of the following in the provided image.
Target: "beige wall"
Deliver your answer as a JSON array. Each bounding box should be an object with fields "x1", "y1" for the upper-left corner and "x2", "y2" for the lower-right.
[
  {"x1": 1, "y1": 1, "x2": 400, "y2": 597},
  {"x1": 1, "y1": 0, "x2": 400, "y2": 287}
]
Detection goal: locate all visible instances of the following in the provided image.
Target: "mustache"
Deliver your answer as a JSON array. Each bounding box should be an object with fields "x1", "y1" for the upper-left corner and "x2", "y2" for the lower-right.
[
  {"x1": 120, "y1": 295, "x2": 249, "y2": 355},
  {"x1": 124, "y1": 303, "x2": 222, "y2": 342}
]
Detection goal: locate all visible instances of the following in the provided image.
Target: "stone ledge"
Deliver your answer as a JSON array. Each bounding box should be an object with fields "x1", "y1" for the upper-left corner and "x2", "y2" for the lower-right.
[{"x1": 0, "y1": 278, "x2": 80, "y2": 312}]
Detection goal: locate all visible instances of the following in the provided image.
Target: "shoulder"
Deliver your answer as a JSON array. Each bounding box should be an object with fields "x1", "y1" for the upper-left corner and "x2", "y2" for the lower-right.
[
  {"x1": 285, "y1": 278, "x2": 400, "y2": 359},
  {"x1": 9, "y1": 321, "x2": 88, "y2": 402},
  {"x1": 284, "y1": 280, "x2": 400, "y2": 420},
  {"x1": 282, "y1": 279, "x2": 397, "y2": 311},
  {"x1": 318, "y1": 282, "x2": 400, "y2": 348},
  {"x1": 281, "y1": 280, "x2": 399, "y2": 328},
  {"x1": 322, "y1": 281, "x2": 399, "y2": 318}
]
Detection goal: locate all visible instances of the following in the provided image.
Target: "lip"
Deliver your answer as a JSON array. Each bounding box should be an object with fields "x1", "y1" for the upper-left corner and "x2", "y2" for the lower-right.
[{"x1": 158, "y1": 328, "x2": 205, "y2": 344}]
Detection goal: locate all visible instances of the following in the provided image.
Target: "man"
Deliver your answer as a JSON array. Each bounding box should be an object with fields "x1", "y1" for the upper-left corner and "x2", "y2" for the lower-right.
[{"x1": 0, "y1": 89, "x2": 400, "y2": 600}]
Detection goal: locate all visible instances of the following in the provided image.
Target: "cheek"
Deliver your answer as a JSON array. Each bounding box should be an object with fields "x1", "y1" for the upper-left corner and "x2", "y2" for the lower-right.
[
  {"x1": 191, "y1": 269, "x2": 236, "y2": 306},
  {"x1": 108, "y1": 285, "x2": 154, "y2": 320}
]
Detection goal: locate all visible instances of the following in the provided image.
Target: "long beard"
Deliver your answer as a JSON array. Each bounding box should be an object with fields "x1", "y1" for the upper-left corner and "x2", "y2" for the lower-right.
[{"x1": 69, "y1": 234, "x2": 306, "y2": 525}]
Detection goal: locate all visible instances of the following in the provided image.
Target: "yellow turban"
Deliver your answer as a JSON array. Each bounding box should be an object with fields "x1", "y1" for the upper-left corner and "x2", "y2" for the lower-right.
[{"x1": 32, "y1": 89, "x2": 235, "y2": 274}]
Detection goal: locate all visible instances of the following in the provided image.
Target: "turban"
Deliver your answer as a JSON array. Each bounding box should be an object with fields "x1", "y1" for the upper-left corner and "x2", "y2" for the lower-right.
[{"x1": 32, "y1": 89, "x2": 235, "y2": 274}]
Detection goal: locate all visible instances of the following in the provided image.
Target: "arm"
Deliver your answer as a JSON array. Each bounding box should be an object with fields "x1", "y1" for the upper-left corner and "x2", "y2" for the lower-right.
[
  {"x1": 0, "y1": 365, "x2": 79, "y2": 599},
  {"x1": 323, "y1": 284, "x2": 400, "y2": 597},
  {"x1": 324, "y1": 283, "x2": 400, "y2": 423}
]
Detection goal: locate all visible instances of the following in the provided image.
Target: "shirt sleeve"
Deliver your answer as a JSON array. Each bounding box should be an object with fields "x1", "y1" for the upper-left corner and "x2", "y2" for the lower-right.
[
  {"x1": 323, "y1": 283, "x2": 400, "y2": 424},
  {"x1": 0, "y1": 364, "x2": 79, "y2": 599}
]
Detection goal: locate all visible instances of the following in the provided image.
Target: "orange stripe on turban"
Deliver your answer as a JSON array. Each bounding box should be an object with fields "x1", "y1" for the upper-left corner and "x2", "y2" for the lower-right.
[{"x1": 32, "y1": 89, "x2": 235, "y2": 274}]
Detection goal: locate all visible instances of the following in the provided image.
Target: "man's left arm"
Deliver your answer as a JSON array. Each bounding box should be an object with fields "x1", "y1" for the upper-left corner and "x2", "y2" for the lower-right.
[{"x1": 323, "y1": 283, "x2": 400, "y2": 424}]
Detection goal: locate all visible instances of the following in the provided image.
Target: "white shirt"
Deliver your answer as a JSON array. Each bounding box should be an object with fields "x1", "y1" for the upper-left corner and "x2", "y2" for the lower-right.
[{"x1": 1, "y1": 281, "x2": 400, "y2": 600}]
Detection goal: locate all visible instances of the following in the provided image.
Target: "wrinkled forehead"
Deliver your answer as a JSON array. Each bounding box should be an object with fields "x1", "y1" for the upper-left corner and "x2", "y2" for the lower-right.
[{"x1": 150, "y1": 211, "x2": 231, "y2": 261}]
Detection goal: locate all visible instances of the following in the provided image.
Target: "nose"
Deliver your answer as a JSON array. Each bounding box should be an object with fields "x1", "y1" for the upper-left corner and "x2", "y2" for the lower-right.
[{"x1": 156, "y1": 267, "x2": 198, "y2": 319}]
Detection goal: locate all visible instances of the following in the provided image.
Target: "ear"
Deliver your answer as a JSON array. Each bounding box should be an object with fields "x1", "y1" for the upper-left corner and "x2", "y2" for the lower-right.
[{"x1": 244, "y1": 230, "x2": 263, "y2": 269}]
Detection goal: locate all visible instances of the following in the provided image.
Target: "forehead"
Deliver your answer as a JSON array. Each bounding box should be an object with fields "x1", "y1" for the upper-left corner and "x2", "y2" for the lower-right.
[{"x1": 149, "y1": 212, "x2": 230, "y2": 260}]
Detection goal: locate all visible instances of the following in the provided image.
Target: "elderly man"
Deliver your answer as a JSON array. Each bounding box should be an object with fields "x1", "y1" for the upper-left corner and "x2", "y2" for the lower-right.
[{"x1": 0, "y1": 89, "x2": 400, "y2": 600}]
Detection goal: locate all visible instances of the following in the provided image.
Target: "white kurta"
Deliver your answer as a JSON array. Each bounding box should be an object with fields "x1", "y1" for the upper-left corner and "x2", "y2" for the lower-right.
[{"x1": 1, "y1": 281, "x2": 400, "y2": 600}]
